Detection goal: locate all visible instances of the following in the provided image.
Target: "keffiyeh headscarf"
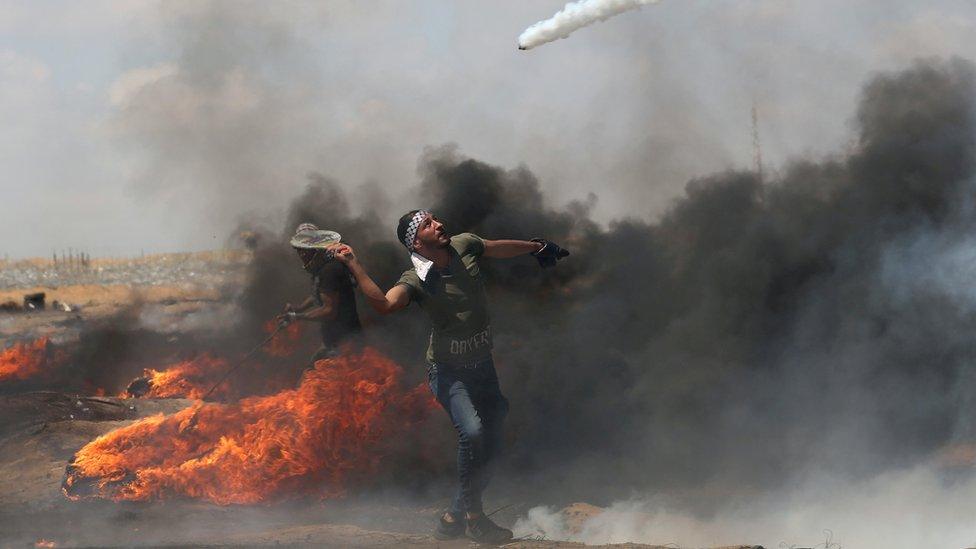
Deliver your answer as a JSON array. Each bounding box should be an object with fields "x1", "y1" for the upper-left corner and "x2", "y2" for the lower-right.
[{"x1": 402, "y1": 210, "x2": 430, "y2": 250}]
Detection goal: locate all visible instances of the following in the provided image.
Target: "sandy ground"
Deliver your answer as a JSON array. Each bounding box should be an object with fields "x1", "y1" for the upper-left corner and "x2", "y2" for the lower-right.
[
  {"x1": 0, "y1": 251, "x2": 244, "y2": 345},
  {"x1": 0, "y1": 255, "x2": 765, "y2": 548},
  {"x1": 0, "y1": 395, "x2": 761, "y2": 548},
  {"x1": 0, "y1": 283, "x2": 227, "y2": 345}
]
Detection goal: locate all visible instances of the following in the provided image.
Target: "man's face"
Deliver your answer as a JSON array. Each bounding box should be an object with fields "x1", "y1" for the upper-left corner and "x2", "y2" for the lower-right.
[
  {"x1": 414, "y1": 213, "x2": 450, "y2": 250},
  {"x1": 297, "y1": 249, "x2": 328, "y2": 273}
]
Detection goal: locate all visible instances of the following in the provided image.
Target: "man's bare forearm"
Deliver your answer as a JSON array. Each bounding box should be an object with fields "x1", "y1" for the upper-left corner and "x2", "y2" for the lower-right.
[
  {"x1": 299, "y1": 301, "x2": 335, "y2": 321},
  {"x1": 331, "y1": 244, "x2": 407, "y2": 314},
  {"x1": 346, "y1": 260, "x2": 393, "y2": 313},
  {"x1": 294, "y1": 295, "x2": 316, "y2": 312}
]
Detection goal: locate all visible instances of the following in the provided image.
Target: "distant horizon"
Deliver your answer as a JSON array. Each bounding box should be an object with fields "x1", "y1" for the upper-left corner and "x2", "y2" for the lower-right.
[{"x1": 0, "y1": 246, "x2": 245, "y2": 263}]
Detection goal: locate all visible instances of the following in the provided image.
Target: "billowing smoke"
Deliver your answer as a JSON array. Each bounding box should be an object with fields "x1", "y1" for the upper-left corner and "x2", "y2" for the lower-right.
[
  {"x1": 228, "y1": 57, "x2": 976, "y2": 519},
  {"x1": 12, "y1": 57, "x2": 976, "y2": 520},
  {"x1": 514, "y1": 466, "x2": 976, "y2": 548},
  {"x1": 518, "y1": 0, "x2": 661, "y2": 50},
  {"x1": 401, "y1": 58, "x2": 976, "y2": 504},
  {"x1": 10, "y1": 49, "x2": 976, "y2": 546}
]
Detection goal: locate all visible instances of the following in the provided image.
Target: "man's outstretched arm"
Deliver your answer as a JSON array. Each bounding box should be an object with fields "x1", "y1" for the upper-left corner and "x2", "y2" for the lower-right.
[
  {"x1": 484, "y1": 238, "x2": 570, "y2": 267},
  {"x1": 332, "y1": 245, "x2": 410, "y2": 315},
  {"x1": 483, "y1": 239, "x2": 543, "y2": 258}
]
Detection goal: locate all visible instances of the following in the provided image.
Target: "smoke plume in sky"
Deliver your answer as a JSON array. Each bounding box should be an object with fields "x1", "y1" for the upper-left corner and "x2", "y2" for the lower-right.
[
  {"x1": 28, "y1": 44, "x2": 975, "y2": 542},
  {"x1": 229, "y1": 57, "x2": 976, "y2": 521},
  {"x1": 5, "y1": 3, "x2": 976, "y2": 545},
  {"x1": 4, "y1": 1, "x2": 976, "y2": 257}
]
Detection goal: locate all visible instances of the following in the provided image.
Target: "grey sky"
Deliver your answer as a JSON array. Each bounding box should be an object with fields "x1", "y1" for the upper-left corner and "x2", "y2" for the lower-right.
[{"x1": 1, "y1": 0, "x2": 974, "y2": 258}]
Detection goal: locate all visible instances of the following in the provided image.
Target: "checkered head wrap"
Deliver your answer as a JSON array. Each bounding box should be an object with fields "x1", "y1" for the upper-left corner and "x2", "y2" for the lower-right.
[{"x1": 402, "y1": 210, "x2": 430, "y2": 250}]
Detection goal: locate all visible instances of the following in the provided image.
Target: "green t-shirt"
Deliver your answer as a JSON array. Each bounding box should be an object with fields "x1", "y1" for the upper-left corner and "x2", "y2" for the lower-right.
[{"x1": 396, "y1": 233, "x2": 492, "y2": 365}]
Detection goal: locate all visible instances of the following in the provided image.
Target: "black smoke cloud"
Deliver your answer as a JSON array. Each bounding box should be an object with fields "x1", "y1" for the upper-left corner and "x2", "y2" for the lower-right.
[
  {"x1": 237, "y1": 58, "x2": 976, "y2": 504},
  {"x1": 24, "y1": 56, "x2": 971, "y2": 507}
]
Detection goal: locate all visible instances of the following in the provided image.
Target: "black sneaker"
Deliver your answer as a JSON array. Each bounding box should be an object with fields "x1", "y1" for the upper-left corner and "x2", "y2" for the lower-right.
[
  {"x1": 434, "y1": 512, "x2": 465, "y2": 540},
  {"x1": 466, "y1": 514, "x2": 514, "y2": 545}
]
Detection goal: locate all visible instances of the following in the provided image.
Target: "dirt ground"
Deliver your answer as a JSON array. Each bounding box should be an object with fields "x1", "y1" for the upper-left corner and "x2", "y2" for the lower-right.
[
  {"x1": 0, "y1": 251, "x2": 244, "y2": 345},
  {"x1": 0, "y1": 283, "x2": 228, "y2": 344},
  {"x1": 0, "y1": 395, "x2": 762, "y2": 548},
  {"x1": 0, "y1": 253, "x2": 766, "y2": 548}
]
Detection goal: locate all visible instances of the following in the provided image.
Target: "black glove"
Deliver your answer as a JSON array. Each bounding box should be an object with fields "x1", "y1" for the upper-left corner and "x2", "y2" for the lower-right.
[{"x1": 531, "y1": 238, "x2": 570, "y2": 268}]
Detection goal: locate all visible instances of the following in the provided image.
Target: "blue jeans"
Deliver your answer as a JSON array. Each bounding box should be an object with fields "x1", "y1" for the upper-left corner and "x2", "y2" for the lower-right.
[{"x1": 427, "y1": 357, "x2": 509, "y2": 515}]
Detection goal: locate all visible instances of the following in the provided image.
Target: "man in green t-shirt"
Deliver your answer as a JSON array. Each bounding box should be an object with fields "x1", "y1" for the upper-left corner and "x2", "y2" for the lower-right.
[{"x1": 333, "y1": 209, "x2": 568, "y2": 544}]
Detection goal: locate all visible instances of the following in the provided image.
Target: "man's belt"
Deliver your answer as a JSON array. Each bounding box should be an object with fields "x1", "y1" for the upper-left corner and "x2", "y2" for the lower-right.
[{"x1": 430, "y1": 357, "x2": 493, "y2": 371}]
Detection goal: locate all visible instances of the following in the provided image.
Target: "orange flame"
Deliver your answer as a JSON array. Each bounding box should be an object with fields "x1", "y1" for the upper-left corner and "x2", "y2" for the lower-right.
[
  {"x1": 0, "y1": 337, "x2": 53, "y2": 382},
  {"x1": 65, "y1": 348, "x2": 435, "y2": 505},
  {"x1": 136, "y1": 354, "x2": 231, "y2": 400},
  {"x1": 34, "y1": 540, "x2": 56, "y2": 548},
  {"x1": 263, "y1": 320, "x2": 303, "y2": 357}
]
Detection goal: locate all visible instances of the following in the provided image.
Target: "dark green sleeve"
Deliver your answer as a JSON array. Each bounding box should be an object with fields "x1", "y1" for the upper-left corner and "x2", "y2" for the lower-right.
[
  {"x1": 395, "y1": 269, "x2": 423, "y2": 302},
  {"x1": 452, "y1": 232, "x2": 485, "y2": 258}
]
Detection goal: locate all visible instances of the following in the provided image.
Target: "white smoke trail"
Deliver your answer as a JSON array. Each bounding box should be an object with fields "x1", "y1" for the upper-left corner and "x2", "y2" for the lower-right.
[{"x1": 517, "y1": 0, "x2": 661, "y2": 50}]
